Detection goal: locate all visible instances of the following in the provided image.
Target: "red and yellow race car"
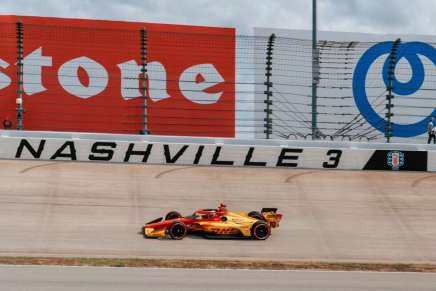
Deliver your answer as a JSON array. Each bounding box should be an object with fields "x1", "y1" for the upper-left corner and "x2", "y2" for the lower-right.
[{"x1": 143, "y1": 203, "x2": 282, "y2": 240}]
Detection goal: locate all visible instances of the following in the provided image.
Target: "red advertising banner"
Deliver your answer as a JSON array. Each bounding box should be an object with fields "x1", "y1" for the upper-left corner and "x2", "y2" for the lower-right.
[{"x1": 0, "y1": 15, "x2": 235, "y2": 137}]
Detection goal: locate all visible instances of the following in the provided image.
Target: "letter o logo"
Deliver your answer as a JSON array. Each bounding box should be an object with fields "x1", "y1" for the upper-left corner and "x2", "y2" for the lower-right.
[
  {"x1": 58, "y1": 56, "x2": 108, "y2": 99},
  {"x1": 353, "y1": 41, "x2": 436, "y2": 137}
]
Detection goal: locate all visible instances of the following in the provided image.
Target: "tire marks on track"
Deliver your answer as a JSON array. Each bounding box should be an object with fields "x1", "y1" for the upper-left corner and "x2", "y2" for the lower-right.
[
  {"x1": 412, "y1": 174, "x2": 436, "y2": 188},
  {"x1": 19, "y1": 162, "x2": 63, "y2": 174},
  {"x1": 155, "y1": 166, "x2": 194, "y2": 179}
]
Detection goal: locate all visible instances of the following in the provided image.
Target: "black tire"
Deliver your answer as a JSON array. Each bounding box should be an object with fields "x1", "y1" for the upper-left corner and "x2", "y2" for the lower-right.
[
  {"x1": 165, "y1": 211, "x2": 182, "y2": 220},
  {"x1": 251, "y1": 221, "x2": 271, "y2": 240},
  {"x1": 168, "y1": 222, "x2": 187, "y2": 240},
  {"x1": 248, "y1": 211, "x2": 265, "y2": 221}
]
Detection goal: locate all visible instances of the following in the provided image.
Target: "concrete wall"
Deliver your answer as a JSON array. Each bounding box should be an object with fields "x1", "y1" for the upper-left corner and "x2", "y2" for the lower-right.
[{"x1": 1, "y1": 130, "x2": 434, "y2": 172}]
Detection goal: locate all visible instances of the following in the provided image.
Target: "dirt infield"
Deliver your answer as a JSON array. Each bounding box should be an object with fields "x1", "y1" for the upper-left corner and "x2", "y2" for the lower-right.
[{"x1": 1, "y1": 256, "x2": 436, "y2": 272}]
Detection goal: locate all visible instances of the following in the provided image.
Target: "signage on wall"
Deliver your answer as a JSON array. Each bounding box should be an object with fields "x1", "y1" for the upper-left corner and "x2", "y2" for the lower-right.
[{"x1": 0, "y1": 16, "x2": 236, "y2": 137}]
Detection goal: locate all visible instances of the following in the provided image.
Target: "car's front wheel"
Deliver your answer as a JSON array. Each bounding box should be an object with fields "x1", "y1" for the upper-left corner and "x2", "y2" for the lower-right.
[
  {"x1": 168, "y1": 222, "x2": 187, "y2": 240},
  {"x1": 251, "y1": 221, "x2": 271, "y2": 240}
]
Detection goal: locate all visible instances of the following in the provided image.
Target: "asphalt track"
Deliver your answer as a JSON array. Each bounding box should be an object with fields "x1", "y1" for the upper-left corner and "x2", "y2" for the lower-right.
[
  {"x1": 1, "y1": 160, "x2": 436, "y2": 262},
  {"x1": 1, "y1": 265, "x2": 436, "y2": 291}
]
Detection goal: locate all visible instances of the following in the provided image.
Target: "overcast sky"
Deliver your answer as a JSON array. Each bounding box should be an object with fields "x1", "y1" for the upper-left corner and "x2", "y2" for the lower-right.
[{"x1": 1, "y1": 0, "x2": 436, "y2": 35}]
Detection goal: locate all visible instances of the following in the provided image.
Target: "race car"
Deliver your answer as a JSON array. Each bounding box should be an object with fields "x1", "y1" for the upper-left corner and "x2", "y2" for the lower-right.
[{"x1": 143, "y1": 203, "x2": 282, "y2": 240}]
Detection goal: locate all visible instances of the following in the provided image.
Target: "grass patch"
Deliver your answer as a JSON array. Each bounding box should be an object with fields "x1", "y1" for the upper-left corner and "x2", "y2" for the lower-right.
[{"x1": 0, "y1": 256, "x2": 435, "y2": 272}]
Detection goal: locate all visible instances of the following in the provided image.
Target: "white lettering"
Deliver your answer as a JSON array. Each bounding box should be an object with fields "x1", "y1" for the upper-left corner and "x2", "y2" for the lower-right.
[
  {"x1": 117, "y1": 60, "x2": 170, "y2": 102},
  {"x1": 118, "y1": 60, "x2": 141, "y2": 100},
  {"x1": 23, "y1": 47, "x2": 52, "y2": 95},
  {"x1": 1, "y1": 49, "x2": 227, "y2": 104},
  {"x1": 58, "y1": 56, "x2": 108, "y2": 99},
  {"x1": 148, "y1": 61, "x2": 170, "y2": 102},
  {"x1": 179, "y1": 64, "x2": 224, "y2": 104},
  {"x1": 0, "y1": 59, "x2": 11, "y2": 91}
]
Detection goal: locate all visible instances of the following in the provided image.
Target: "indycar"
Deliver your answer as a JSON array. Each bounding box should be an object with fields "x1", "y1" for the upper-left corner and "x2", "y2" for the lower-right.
[{"x1": 143, "y1": 203, "x2": 282, "y2": 240}]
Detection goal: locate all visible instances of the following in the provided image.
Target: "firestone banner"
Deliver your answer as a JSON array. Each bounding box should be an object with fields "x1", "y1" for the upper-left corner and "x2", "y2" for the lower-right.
[{"x1": 0, "y1": 16, "x2": 236, "y2": 137}]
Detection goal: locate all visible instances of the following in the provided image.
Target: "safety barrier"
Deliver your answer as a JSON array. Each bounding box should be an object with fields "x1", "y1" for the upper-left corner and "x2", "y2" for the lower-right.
[{"x1": 1, "y1": 130, "x2": 434, "y2": 172}]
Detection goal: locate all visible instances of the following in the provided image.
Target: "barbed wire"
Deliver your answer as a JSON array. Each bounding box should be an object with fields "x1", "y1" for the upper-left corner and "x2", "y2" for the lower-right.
[{"x1": 1, "y1": 23, "x2": 435, "y2": 141}]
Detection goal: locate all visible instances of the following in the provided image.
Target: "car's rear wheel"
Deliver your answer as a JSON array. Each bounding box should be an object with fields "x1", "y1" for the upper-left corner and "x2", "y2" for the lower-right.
[
  {"x1": 165, "y1": 211, "x2": 182, "y2": 220},
  {"x1": 168, "y1": 222, "x2": 187, "y2": 240},
  {"x1": 248, "y1": 211, "x2": 265, "y2": 221},
  {"x1": 251, "y1": 221, "x2": 271, "y2": 240}
]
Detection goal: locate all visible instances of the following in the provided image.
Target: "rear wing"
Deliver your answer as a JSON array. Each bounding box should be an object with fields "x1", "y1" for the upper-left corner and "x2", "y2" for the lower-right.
[
  {"x1": 261, "y1": 208, "x2": 278, "y2": 213},
  {"x1": 260, "y1": 208, "x2": 282, "y2": 228}
]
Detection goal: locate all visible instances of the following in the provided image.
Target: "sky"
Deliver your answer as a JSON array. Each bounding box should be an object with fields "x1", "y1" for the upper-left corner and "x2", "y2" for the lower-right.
[{"x1": 1, "y1": 0, "x2": 436, "y2": 35}]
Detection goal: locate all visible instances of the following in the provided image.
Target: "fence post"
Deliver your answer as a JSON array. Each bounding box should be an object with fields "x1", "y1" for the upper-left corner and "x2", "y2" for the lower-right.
[
  {"x1": 16, "y1": 21, "x2": 24, "y2": 130},
  {"x1": 264, "y1": 33, "x2": 276, "y2": 139},
  {"x1": 140, "y1": 28, "x2": 149, "y2": 135},
  {"x1": 385, "y1": 38, "x2": 401, "y2": 143},
  {"x1": 311, "y1": 47, "x2": 320, "y2": 139},
  {"x1": 311, "y1": 0, "x2": 319, "y2": 140}
]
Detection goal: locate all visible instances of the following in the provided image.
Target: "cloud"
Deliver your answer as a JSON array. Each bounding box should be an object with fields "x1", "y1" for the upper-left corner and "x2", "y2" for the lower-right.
[
  {"x1": 0, "y1": 0, "x2": 435, "y2": 35},
  {"x1": 319, "y1": 0, "x2": 436, "y2": 35}
]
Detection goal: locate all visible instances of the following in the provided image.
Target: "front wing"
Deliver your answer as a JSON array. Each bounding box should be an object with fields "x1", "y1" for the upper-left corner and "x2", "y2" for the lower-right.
[{"x1": 143, "y1": 226, "x2": 167, "y2": 238}]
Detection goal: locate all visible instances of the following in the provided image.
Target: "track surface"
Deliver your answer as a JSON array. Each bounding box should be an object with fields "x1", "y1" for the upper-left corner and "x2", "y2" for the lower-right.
[
  {"x1": 1, "y1": 265, "x2": 436, "y2": 291},
  {"x1": 1, "y1": 160, "x2": 436, "y2": 262}
]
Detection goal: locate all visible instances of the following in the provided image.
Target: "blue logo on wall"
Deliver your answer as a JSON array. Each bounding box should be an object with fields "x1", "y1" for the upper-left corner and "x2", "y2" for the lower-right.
[{"x1": 352, "y1": 41, "x2": 436, "y2": 137}]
